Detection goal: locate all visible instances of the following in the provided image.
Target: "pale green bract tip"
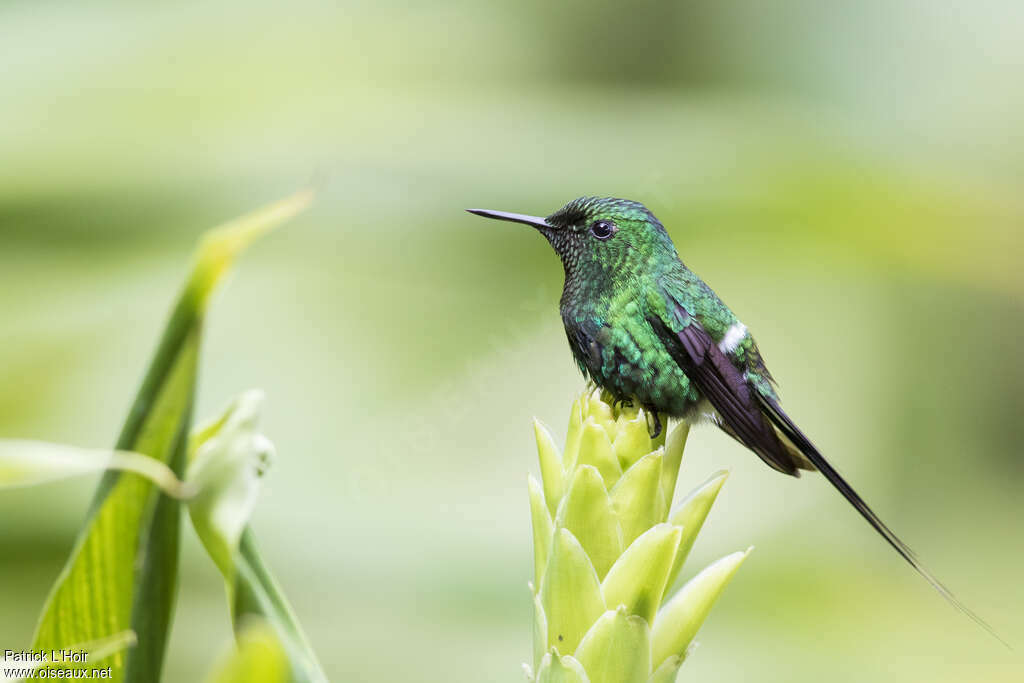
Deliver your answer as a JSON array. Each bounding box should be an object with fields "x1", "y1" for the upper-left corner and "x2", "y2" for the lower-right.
[
  {"x1": 650, "y1": 548, "x2": 752, "y2": 668},
  {"x1": 536, "y1": 651, "x2": 590, "y2": 683}
]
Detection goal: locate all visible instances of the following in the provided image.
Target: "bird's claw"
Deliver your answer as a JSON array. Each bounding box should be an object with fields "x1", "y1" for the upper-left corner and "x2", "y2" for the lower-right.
[{"x1": 644, "y1": 407, "x2": 662, "y2": 439}]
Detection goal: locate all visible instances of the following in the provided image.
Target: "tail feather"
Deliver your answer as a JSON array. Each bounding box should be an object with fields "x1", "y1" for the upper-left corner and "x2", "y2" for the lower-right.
[{"x1": 758, "y1": 394, "x2": 1008, "y2": 647}]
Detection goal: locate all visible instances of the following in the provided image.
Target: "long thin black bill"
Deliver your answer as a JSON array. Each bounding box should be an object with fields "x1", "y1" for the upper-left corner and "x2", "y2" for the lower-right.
[{"x1": 466, "y1": 209, "x2": 552, "y2": 230}]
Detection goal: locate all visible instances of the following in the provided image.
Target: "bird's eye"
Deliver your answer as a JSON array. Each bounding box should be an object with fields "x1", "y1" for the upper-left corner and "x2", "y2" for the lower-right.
[{"x1": 590, "y1": 220, "x2": 616, "y2": 240}]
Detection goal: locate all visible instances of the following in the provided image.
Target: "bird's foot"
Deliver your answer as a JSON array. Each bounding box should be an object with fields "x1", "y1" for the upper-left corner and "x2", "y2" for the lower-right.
[
  {"x1": 613, "y1": 397, "x2": 634, "y2": 410},
  {"x1": 612, "y1": 397, "x2": 635, "y2": 418},
  {"x1": 643, "y1": 407, "x2": 662, "y2": 439}
]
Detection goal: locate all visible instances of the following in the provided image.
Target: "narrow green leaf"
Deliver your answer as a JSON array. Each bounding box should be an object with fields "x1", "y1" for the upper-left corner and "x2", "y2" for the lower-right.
[
  {"x1": 529, "y1": 475, "x2": 554, "y2": 590},
  {"x1": 609, "y1": 452, "x2": 664, "y2": 546},
  {"x1": 0, "y1": 440, "x2": 191, "y2": 498},
  {"x1": 659, "y1": 422, "x2": 690, "y2": 507},
  {"x1": 664, "y1": 470, "x2": 729, "y2": 591},
  {"x1": 187, "y1": 190, "x2": 315, "y2": 310},
  {"x1": 540, "y1": 529, "x2": 606, "y2": 654},
  {"x1": 576, "y1": 419, "x2": 622, "y2": 488},
  {"x1": 574, "y1": 608, "x2": 651, "y2": 683},
  {"x1": 29, "y1": 190, "x2": 310, "y2": 683},
  {"x1": 647, "y1": 655, "x2": 682, "y2": 683},
  {"x1": 601, "y1": 524, "x2": 681, "y2": 624},
  {"x1": 114, "y1": 189, "x2": 313, "y2": 459},
  {"x1": 651, "y1": 548, "x2": 751, "y2": 669},
  {"x1": 537, "y1": 651, "x2": 591, "y2": 683},
  {"x1": 534, "y1": 418, "x2": 565, "y2": 516},
  {"x1": 205, "y1": 619, "x2": 290, "y2": 683},
  {"x1": 123, "y1": 357, "x2": 196, "y2": 683},
  {"x1": 232, "y1": 530, "x2": 327, "y2": 683},
  {"x1": 555, "y1": 465, "x2": 623, "y2": 579}
]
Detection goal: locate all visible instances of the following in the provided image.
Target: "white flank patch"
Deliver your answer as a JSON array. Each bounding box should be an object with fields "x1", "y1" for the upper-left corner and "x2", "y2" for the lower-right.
[{"x1": 718, "y1": 322, "x2": 748, "y2": 353}]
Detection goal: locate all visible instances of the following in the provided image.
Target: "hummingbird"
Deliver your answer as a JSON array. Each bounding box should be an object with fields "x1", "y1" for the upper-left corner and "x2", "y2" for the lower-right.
[{"x1": 468, "y1": 196, "x2": 999, "y2": 639}]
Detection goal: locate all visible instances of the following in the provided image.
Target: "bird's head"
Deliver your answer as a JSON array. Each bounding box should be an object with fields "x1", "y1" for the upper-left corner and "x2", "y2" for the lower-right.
[{"x1": 468, "y1": 197, "x2": 677, "y2": 279}]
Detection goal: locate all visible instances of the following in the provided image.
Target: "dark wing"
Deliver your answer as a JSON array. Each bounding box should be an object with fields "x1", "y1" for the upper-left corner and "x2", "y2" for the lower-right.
[
  {"x1": 757, "y1": 393, "x2": 1005, "y2": 643},
  {"x1": 648, "y1": 284, "x2": 1004, "y2": 639},
  {"x1": 652, "y1": 307, "x2": 1003, "y2": 640},
  {"x1": 648, "y1": 311, "x2": 806, "y2": 476}
]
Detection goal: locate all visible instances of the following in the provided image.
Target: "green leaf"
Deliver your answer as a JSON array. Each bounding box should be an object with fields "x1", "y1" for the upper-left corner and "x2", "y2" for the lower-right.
[
  {"x1": 536, "y1": 651, "x2": 591, "y2": 683},
  {"x1": 601, "y1": 524, "x2": 680, "y2": 624},
  {"x1": 205, "y1": 619, "x2": 290, "y2": 683},
  {"x1": 576, "y1": 419, "x2": 622, "y2": 488},
  {"x1": 28, "y1": 190, "x2": 311, "y2": 683},
  {"x1": 529, "y1": 475, "x2": 555, "y2": 590},
  {"x1": 534, "y1": 418, "x2": 565, "y2": 516},
  {"x1": 609, "y1": 452, "x2": 664, "y2": 546},
  {"x1": 574, "y1": 608, "x2": 651, "y2": 683},
  {"x1": 659, "y1": 422, "x2": 689, "y2": 507},
  {"x1": 555, "y1": 465, "x2": 623, "y2": 579},
  {"x1": 664, "y1": 470, "x2": 729, "y2": 591},
  {"x1": 540, "y1": 529, "x2": 606, "y2": 654},
  {"x1": 232, "y1": 530, "x2": 327, "y2": 683},
  {"x1": 651, "y1": 548, "x2": 751, "y2": 669},
  {"x1": 32, "y1": 336, "x2": 199, "y2": 681},
  {"x1": 187, "y1": 190, "x2": 315, "y2": 309}
]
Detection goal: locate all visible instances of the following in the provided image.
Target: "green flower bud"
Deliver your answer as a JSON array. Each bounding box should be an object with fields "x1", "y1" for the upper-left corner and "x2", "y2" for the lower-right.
[{"x1": 527, "y1": 390, "x2": 749, "y2": 681}]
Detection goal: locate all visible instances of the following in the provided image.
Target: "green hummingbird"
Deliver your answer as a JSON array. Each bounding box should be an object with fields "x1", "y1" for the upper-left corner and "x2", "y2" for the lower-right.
[{"x1": 468, "y1": 195, "x2": 997, "y2": 638}]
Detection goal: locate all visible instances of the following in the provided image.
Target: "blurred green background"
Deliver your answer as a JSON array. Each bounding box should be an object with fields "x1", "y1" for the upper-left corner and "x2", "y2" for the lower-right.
[{"x1": 2, "y1": 1, "x2": 1022, "y2": 681}]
